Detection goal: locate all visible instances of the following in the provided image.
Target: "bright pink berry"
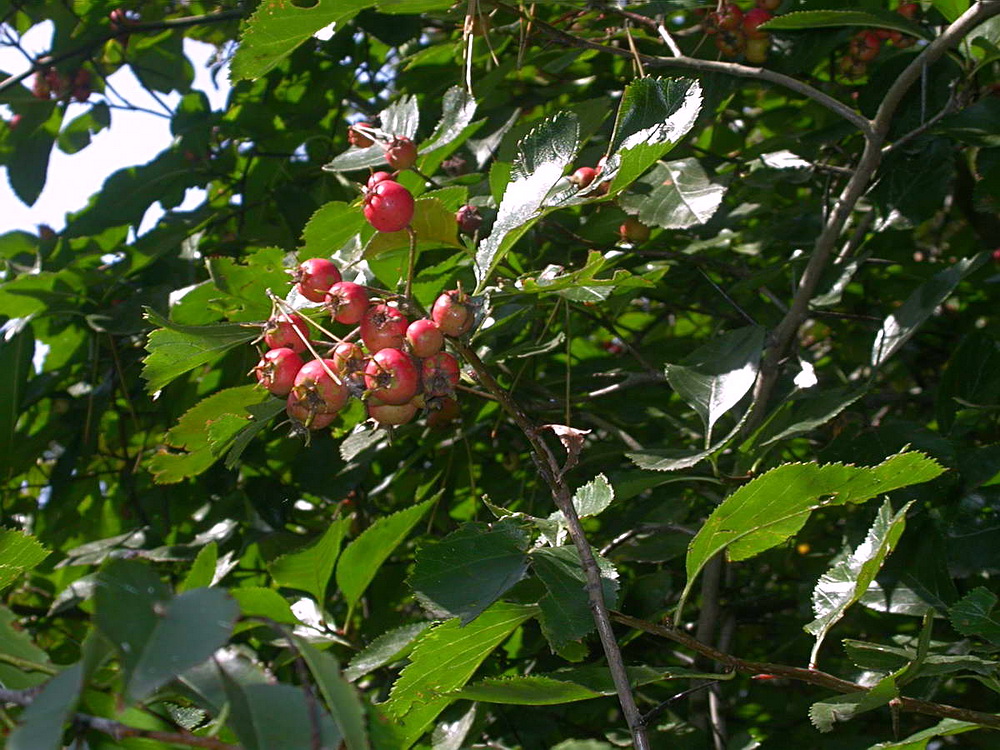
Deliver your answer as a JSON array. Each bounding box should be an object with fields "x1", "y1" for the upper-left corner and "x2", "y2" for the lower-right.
[
  {"x1": 295, "y1": 258, "x2": 342, "y2": 303},
  {"x1": 364, "y1": 180, "x2": 415, "y2": 233},
  {"x1": 253, "y1": 348, "x2": 304, "y2": 397},
  {"x1": 421, "y1": 351, "x2": 460, "y2": 397},
  {"x1": 263, "y1": 313, "x2": 310, "y2": 353},
  {"x1": 384, "y1": 137, "x2": 418, "y2": 170},
  {"x1": 367, "y1": 171, "x2": 394, "y2": 189},
  {"x1": 570, "y1": 167, "x2": 597, "y2": 188},
  {"x1": 325, "y1": 281, "x2": 370, "y2": 325},
  {"x1": 364, "y1": 348, "x2": 420, "y2": 405},
  {"x1": 431, "y1": 290, "x2": 474, "y2": 338},
  {"x1": 360, "y1": 303, "x2": 409, "y2": 353},
  {"x1": 406, "y1": 319, "x2": 444, "y2": 358}
]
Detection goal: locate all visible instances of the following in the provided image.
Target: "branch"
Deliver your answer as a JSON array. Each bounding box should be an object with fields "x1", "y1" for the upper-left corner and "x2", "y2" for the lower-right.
[
  {"x1": 0, "y1": 9, "x2": 244, "y2": 94},
  {"x1": 452, "y1": 340, "x2": 651, "y2": 750},
  {"x1": 611, "y1": 612, "x2": 1000, "y2": 731},
  {"x1": 0, "y1": 687, "x2": 238, "y2": 750},
  {"x1": 489, "y1": 1, "x2": 872, "y2": 135},
  {"x1": 743, "y1": 0, "x2": 1000, "y2": 435}
]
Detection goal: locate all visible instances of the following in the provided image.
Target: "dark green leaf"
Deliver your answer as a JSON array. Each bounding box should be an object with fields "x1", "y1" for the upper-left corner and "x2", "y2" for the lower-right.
[
  {"x1": 869, "y1": 717, "x2": 982, "y2": 748},
  {"x1": 270, "y1": 518, "x2": 352, "y2": 603},
  {"x1": 949, "y1": 587, "x2": 1000, "y2": 646},
  {"x1": 763, "y1": 10, "x2": 925, "y2": 37},
  {"x1": 221, "y1": 674, "x2": 342, "y2": 750},
  {"x1": 344, "y1": 621, "x2": 432, "y2": 682},
  {"x1": 531, "y1": 545, "x2": 618, "y2": 650},
  {"x1": 295, "y1": 637, "x2": 370, "y2": 750},
  {"x1": 0, "y1": 322, "x2": 33, "y2": 463},
  {"x1": 0, "y1": 604, "x2": 53, "y2": 689}
]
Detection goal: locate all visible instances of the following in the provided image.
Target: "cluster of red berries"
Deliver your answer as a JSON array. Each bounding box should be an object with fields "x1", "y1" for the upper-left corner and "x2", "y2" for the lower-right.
[
  {"x1": 252, "y1": 257, "x2": 475, "y2": 431},
  {"x1": 32, "y1": 67, "x2": 92, "y2": 103},
  {"x1": 701, "y1": 1, "x2": 778, "y2": 65},
  {"x1": 838, "y1": 3, "x2": 919, "y2": 80},
  {"x1": 348, "y1": 123, "x2": 421, "y2": 172},
  {"x1": 569, "y1": 159, "x2": 651, "y2": 244}
]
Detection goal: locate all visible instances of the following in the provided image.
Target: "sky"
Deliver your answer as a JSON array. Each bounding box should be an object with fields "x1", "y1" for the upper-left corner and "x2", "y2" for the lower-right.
[{"x1": 0, "y1": 21, "x2": 231, "y2": 236}]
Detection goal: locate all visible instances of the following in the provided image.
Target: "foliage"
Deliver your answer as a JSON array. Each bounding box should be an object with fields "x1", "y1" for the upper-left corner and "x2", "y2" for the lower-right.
[{"x1": 2, "y1": 0, "x2": 1000, "y2": 748}]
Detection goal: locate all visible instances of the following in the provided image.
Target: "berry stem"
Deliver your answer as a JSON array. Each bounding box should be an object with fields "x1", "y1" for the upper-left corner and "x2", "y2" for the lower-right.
[
  {"x1": 404, "y1": 225, "x2": 417, "y2": 302},
  {"x1": 267, "y1": 292, "x2": 343, "y2": 386}
]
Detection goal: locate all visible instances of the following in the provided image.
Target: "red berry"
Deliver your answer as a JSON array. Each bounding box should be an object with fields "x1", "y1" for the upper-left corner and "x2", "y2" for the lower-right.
[
  {"x1": 431, "y1": 290, "x2": 474, "y2": 338},
  {"x1": 253, "y1": 348, "x2": 304, "y2": 397},
  {"x1": 743, "y1": 8, "x2": 772, "y2": 40},
  {"x1": 8, "y1": 114, "x2": 21, "y2": 131},
  {"x1": 264, "y1": 313, "x2": 310, "y2": 353},
  {"x1": 714, "y1": 3, "x2": 743, "y2": 32},
  {"x1": 619, "y1": 216, "x2": 651, "y2": 244},
  {"x1": 570, "y1": 167, "x2": 597, "y2": 188},
  {"x1": 364, "y1": 347, "x2": 420, "y2": 405},
  {"x1": 287, "y1": 359, "x2": 349, "y2": 429},
  {"x1": 421, "y1": 352, "x2": 461, "y2": 397},
  {"x1": 992, "y1": 248, "x2": 1000, "y2": 263},
  {"x1": 360, "y1": 303, "x2": 409, "y2": 353},
  {"x1": 367, "y1": 171, "x2": 393, "y2": 189},
  {"x1": 324, "y1": 281, "x2": 370, "y2": 325},
  {"x1": 367, "y1": 397, "x2": 418, "y2": 426},
  {"x1": 286, "y1": 396, "x2": 337, "y2": 430},
  {"x1": 295, "y1": 258, "x2": 342, "y2": 303},
  {"x1": 757, "y1": 0, "x2": 781, "y2": 9},
  {"x1": 850, "y1": 31, "x2": 881, "y2": 63},
  {"x1": 32, "y1": 71, "x2": 51, "y2": 99},
  {"x1": 455, "y1": 205, "x2": 483, "y2": 235},
  {"x1": 426, "y1": 396, "x2": 460, "y2": 429},
  {"x1": 406, "y1": 319, "x2": 444, "y2": 358},
  {"x1": 897, "y1": 2, "x2": 919, "y2": 20},
  {"x1": 348, "y1": 123, "x2": 374, "y2": 148},
  {"x1": 384, "y1": 137, "x2": 418, "y2": 170},
  {"x1": 363, "y1": 180, "x2": 415, "y2": 233}
]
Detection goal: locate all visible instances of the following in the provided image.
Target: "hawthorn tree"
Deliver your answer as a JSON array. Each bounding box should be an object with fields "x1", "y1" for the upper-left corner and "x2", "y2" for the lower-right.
[{"x1": 2, "y1": 1, "x2": 1000, "y2": 748}]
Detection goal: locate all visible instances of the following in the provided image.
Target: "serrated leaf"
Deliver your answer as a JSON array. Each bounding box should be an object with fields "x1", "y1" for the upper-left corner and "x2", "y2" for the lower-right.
[
  {"x1": 231, "y1": 0, "x2": 372, "y2": 81},
  {"x1": 410, "y1": 518, "x2": 530, "y2": 623},
  {"x1": 301, "y1": 201, "x2": 366, "y2": 259},
  {"x1": 681, "y1": 452, "x2": 945, "y2": 615},
  {"x1": 141, "y1": 308, "x2": 258, "y2": 393},
  {"x1": 94, "y1": 560, "x2": 239, "y2": 703},
  {"x1": 178, "y1": 542, "x2": 217, "y2": 593},
  {"x1": 418, "y1": 85, "x2": 477, "y2": 156},
  {"x1": 205, "y1": 246, "x2": 291, "y2": 321},
  {"x1": 0, "y1": 604, "x2": 54, "y2": 690},
  {"x1": 810, "y1": 674, "x2": 897, "y2": 733},
  {"x1": 868, "y1": 717, "x2": 981, "y2": 748},
  {"x1": 605, "y1": 78, "x2": 702, "y2": 194},
  {"x1": 751, "y1": 386, "x2": 867, "y2": 449},
  {"x1": 872, "y1": 255, "x2": 986, "y2": 367},
  {"x1": 845, "y1": 639, "x2": 1000, "y2": 678},
  {"x1": 270, "y1": 518, "x2": 351, "y2": 603},
  {"x1": 324, "y1": 96, "x2": 420, "y2": 172},
  {"x1": 619, "y1": 158, "x2": 724, "y2": 229},
  {"x1": 517, "y1": 250, "x2": 653, "y2": 302},
  {"x1": 231, "y1": 587, "x2": 298, "y2": 624},
  {"x1": 149, "y1": 385, "x2": 269, "y2": 484},
  {"x1": 225, "y1": 397, "x2": 287, "y2": 469},
  {"x1": 949, "y1": 587, "x2": 1000, "y2": 646},
  {"x1": 0, "y1": 529, "x2": 49, "y2": 592},
  {"x1": 295, "y1": 637, "x2": 370, "y2": 750},
  {"x1": 344, "y1": 621, "x2": 432, "y2": 682},
  {"x1": 474, "y1": 112, "x2": 579, "y2": 289},
  {"x1": 628, "y1": 419, "x2": 744, "y2": 472},
  {"x1": 762, "y1": 10, "x2": 926, "y2": 37},
  {"x1": 337, "y1": 498, "x2": 434, "y2": 612},
  {"x1": 365, "y1": 197, "x2": 463, "y2": 257},
  {"x1": 531, "y1": 545, "x2": 618, "y2": 650},
  {"x1": 666, "y1": 326, "x2": 765, "y2": 446},
  {"x1": 384, "y1": 601, "x2": 536, "y2": 746},
  {"x1": 806, "y1": 500, "x2": 913, "y2": 665}
]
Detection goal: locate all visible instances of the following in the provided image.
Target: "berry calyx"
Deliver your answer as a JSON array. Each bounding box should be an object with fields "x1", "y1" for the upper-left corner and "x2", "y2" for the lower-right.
[
  {"x1": 363, "y1": 180, "x2": 415, "y2": 233},
  {"x1": 295, "y1": 258, "x2": 342, "y2": 303},
  {"x1": 253, "y1": 348, "x2": 304, "y2": 397},
  {"x1": 421, "y1": 352, "x2": 461, "y2": 397},
  {"x1": 364, "y1": 347, "x2": 420, "y2": 405},
  {"x1": 431, "y1": 290, "x2": 474, "y2": 338},
  {"x1": 570, "y1": 167, "x2": 597, "y2": 188},
  {"x1": 264, "y1": 312, "x2": 310, "y2": 353},
  {"x1": 324, "y1": 281, "x2": 370, "y2": 325},
  {"x1": 384, "y1": 137, "x2": 418, "y2": 170},
  {"x1": 360, "y1": 303, "x2": 409, "y2": 353},
  {"x1": 455, "y1": 205, "x2": 483, "y2": 235},
  {"x1": 406, "y1": 319, "x2": 444, "y2": 358},
  {"x1": 619, "y1": 216, "x2": 651, "y2": 244}
]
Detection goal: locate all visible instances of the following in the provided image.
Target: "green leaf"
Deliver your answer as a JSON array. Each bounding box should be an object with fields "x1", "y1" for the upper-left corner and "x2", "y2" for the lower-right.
[
  {"x1": 750, "y1": 386, "x2": 867, "y2": 450},
  {"x1": 301, "y1": 201, "x2": 366, "y2": 259},
  {"x1": 618, "y1": 158, "x2": 724, "y2": 229},
  {"x1": 410, "y1": 518, "x2": 531, "y2": 623},
  {"x1": 0, "y1": 322, "x2": 34, "y2": 466},
  {"x1": 231, "y1": 587, "x2": 298, "y2": 624},
  {"x1": 605, "y1": 78, "x2": 702, "y2": 194},
  {"x1": 205, "y1": 246, "x2": 292, "y2": 321},
  {"x1": 474, "y1": 112, "x2": 580, "y2": 290},
  {"x1": 365, "y1": 196, "x2": 463, "y2": 257},
  {"x1": 419, "y1": 85, "x2": 478, "y2": 156},
  {"x1": 571, "y1": 474, "x2": 613, "y2": 519},
  {"x1": 324, "y1": 95, "x2": 421, "y2": 172},
  {"x1": 270, "y1": 518, "x2": 352, "y2": 603},
  {"x1": 869, "y1": 717, "x2": 982, "y2": 748},
  {"x1": 516, "y1": 250, "x2": 653, "y2": 303},
  {"x1": 805, "y1": 500, "x2": 914, "y2": 665},
  {"x1": 141, "y1": 308, "x2": 259, "y2": 394},
  {"x1": 872, "y1": 255, "x2": 986, "y2": 367},
  {"x1": 0, "y1": 528, "x2": 49, "y2": 591},
  {"x1": 809, "y1": 674, "x2": 897, "y2": 733},
  {"x1": 931, "y1": 0, "x2": 970, "y2": 24},
  {"x1": 221, "y1": 673, "x2": 342, "y2": 750},
  {"x1": 94, "y1": 560, "x2": 240, "y2": 703},
  {"x1": 337, "y1": 498, "x2": 433, "y2": 612},
  {"x1": 762, "y1": 10, "x2": 926, "y2": 37},
  {"x1": 344, "y1": 621, "x2": 432, "y2": 682},
  {"x1": 665, "y1": 326, "x2": 765, "y2": 446},
  {"x1": 681, "y1": 452, "x2": 945, "y2": 614},
  {"x1": 949, "y1": 587, "x2": 1000, "y2": 646},
  {"x1": 627, "y1": 419, "x2": 745, "y2": 473},
  {"x1": 149, "y1": 385, "x2": 269, "y2": 484},
  {"x1": 177, "y1": 542, "x2": 218, "y2": 593},
  {"x1": 231, "y1": 0, "x2": 373, "y2": 81},
  {"x1": 845, "y1": 639, "x2": 1000, "y2": 678},
  {"x1": 295, "y1": 637, "x2": 370, "y2": 750},
  {"x1": 7, "y1": 104, "x2": 62, "y2": 206},
  {"x1": 225, "y1": 397, "x2": 287, "y2": 469},
  {"x1": 0, "y1": 604, "x2": 54, "y2": 689},
  {"x1": 937, "y1": 333, "x2": 1000, "y2": 431},
  {"x1": 384, "y1": 602, "x2": 536, "y2": 746},
  {"x1": 531, "y1": 545, "x2": 618, "y2": 650}
]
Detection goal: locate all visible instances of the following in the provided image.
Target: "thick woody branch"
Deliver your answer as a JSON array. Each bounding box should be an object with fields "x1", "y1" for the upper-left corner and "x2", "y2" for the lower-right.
[
  {"x1": 612, "y1": 612, "x2": 1000, "y2": 731},
  {"x1": 453, "y1": 340, "x2": 651, "y2": 750}
]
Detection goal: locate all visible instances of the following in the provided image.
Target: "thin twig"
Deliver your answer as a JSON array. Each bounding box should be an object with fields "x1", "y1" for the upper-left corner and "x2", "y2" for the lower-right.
[
  {"x1": 611, "y1": 612, "x2": 1000, "y2": 731},
  {"x1": 452, "y1": 340, "x2": 651, "y2": 750}
]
